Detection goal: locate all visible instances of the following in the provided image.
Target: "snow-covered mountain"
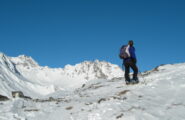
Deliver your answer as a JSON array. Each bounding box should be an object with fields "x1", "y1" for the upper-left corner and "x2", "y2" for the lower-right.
[
  {"x1": 0, "y1": 53, "x2": 123, "y2": 98},
  {"x1": 0, "y1": 53, "x2": 185, "y2": 120}
]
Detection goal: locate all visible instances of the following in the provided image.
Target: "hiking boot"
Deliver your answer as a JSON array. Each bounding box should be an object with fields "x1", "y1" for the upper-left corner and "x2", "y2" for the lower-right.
[
  {"x1": 125, "y1": 80, "x2": 131, "y2": 85},
  {"x1": 132, "y1": 77, "x2": 139, "y2": 84}
]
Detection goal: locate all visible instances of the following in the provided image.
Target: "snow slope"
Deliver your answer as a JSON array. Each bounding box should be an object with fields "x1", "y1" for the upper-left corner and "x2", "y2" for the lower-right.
[
  {"x1": 0, "y1": 53, "x2": 185, "y2": 120},
  {"x1": 0, "y1": 53, "x2": 123, "y2": 98},
  {"x1": 33, "y1": 63, "x2": 185, "y2": 120}
]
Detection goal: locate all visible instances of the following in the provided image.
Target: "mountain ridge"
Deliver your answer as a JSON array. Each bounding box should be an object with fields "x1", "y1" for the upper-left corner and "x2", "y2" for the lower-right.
[{"x1": 0, "y1": 53, "x2": 123, "y2": 98}]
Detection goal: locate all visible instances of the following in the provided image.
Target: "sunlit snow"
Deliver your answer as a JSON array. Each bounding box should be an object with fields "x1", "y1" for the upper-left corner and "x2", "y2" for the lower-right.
[{"x1": 0, "y1": 53, "x2": 185, "y2": 120}]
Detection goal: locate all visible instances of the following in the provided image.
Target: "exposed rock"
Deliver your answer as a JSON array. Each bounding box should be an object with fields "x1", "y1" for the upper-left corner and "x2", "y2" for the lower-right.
[
  {"x1": 66, "y1": 106, "x2": 73, "y2": 110},
  {"x1": 12, "y1": 91, "x2": 24, "y2": 98},
  {"x1": 116, "y1": 113, "x2": 124, "y2": 119},
  {"x1": 85, "y1": 102, "x2": 93, "y2": 105},
  {"x1": 12, "y1": 91, "x2": 32, "y2": 100},
  {"x1": 33, "y1": 97, "x2": 69, "y2": 103},
  {"x1": 82, "y1": 84, "x2": 86, "y2": 88},
  {"x1": 98, "y1": 98, "x2": 107, "y2": 104},
  {"x1": 0, "y1": 95, "x2": 9, "y2": 101},
  {"x1": 49, "y1": 97, "x2": 55, "y2": 101},
  {"x1": 117, "y1": 90, "x2": 130, "y2": 96},
  {"x1": 23, "y1": 96, "x2": 32, "y2": 100},
  {"x1": 143, "y1": 64, "x2": 167, "y2": 76},
  {"x1": 24, "y1": 109, "x2": 39, "y2": 112}
]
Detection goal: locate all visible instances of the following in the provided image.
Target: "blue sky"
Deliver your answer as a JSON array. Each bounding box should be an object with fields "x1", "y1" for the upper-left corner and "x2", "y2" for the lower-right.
[{"x1": 0, "y1": 0, "x2": 185, "y2": 71}]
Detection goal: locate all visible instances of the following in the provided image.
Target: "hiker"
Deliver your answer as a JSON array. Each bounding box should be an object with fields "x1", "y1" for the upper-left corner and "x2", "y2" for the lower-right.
[{"x1": 119, "y1": 40, "x2": 139, "y2": 85}]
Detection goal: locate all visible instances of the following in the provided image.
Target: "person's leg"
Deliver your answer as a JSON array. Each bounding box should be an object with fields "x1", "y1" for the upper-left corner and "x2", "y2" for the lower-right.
[
  {"x1": 124, "y1": 61, "x2": 130, "y2": 82},
  {"x1": 130, "y1": 61, "x2": 138, "y2": 81}
]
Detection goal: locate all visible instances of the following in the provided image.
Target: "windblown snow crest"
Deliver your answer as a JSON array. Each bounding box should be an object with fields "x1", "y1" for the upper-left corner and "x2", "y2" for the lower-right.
[{"x1": 0, "y1": 53, "x2": 124, "y2": 98}]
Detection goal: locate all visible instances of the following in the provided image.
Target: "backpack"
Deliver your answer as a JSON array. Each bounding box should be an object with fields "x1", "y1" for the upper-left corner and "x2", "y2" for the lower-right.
[{"x1": 119, "y1": 45, "x2": 130, "y2": 59}]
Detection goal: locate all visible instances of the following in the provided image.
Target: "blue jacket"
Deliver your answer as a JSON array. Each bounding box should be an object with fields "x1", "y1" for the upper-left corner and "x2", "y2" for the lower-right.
[{"x1": 124, "y1": 46, "x2": 136, "y2": 62}]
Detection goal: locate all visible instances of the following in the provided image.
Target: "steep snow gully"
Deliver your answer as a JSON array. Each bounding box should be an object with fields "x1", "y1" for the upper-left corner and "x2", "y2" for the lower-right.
[{"x1": 0, "y1": 53, "x2": 185, "y2": 120}]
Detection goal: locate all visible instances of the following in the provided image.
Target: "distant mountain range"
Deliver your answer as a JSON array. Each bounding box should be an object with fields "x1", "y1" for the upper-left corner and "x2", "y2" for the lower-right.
[{"x1": 0, "y1": 53, "x2": 123, "y2": 98}]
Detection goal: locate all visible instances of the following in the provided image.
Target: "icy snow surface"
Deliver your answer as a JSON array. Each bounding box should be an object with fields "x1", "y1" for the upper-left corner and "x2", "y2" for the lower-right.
[{"x1": 0, "y1": 53, "x2": 185, "y2": 120}]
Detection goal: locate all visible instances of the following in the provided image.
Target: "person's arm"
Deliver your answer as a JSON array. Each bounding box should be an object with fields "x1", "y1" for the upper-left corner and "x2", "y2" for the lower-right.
[{"x1": 129, "y1": 47, "x2": 137, "y2": 63}]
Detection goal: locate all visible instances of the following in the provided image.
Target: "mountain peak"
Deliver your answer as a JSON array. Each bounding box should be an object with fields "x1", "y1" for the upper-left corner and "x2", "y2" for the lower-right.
[
  {"x1": 0, "y1": 52, "x2": 5, "y2": 56},
  {"x1": 63, "y1": 60, "x2": 124, "y2": 80},
  {"x1": 11, "y1": 55, "x2": 39, "y2": 67}
]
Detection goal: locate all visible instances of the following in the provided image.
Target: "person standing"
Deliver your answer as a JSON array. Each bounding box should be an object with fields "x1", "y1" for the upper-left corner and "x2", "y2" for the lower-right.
[{"x1": 119, "y1": 40, "x2": 139, "y2": 85}]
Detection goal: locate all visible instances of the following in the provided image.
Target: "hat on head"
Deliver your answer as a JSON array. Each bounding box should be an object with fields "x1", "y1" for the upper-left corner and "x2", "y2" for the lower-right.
[{"x1": 128, "y1": 40, "x2": 134, "y2": 46}]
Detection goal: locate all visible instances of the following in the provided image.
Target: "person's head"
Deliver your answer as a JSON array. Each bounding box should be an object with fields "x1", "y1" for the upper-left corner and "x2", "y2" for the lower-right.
[{"x1": 128, "y1": 40, "x2": 134, "y2": 46}]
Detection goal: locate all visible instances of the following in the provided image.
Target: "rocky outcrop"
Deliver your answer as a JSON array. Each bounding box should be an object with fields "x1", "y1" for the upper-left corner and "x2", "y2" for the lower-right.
[
  {"x1": 12, "y1": 91, "x2": 32, "y2": 100},
  {"x1": 0, "y1": 95, "x2": 9, "y2": 101}
]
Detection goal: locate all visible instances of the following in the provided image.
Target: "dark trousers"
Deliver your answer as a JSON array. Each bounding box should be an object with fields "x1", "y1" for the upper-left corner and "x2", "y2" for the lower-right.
[{"x1": 124, "y1": 60, "x2": 138, "y2": 81}]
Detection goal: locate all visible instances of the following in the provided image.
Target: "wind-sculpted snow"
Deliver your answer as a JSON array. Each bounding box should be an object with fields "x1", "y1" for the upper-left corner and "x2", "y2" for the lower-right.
[{"x1": 0, "y1": 53, "x2": 185, "y2": 120}]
